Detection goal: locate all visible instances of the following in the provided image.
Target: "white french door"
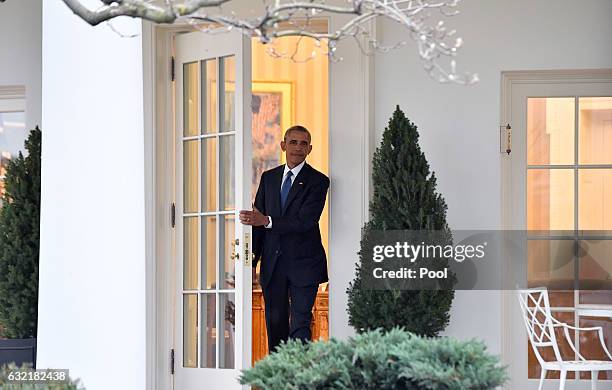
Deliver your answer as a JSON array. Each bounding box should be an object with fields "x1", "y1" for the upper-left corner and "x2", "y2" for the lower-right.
[
  {"x1": 504, "y1": 71, "x2": 612, "y2": 389},
  {"x1": 174, "y1": 30, "x2": 252, "y2": 390}
]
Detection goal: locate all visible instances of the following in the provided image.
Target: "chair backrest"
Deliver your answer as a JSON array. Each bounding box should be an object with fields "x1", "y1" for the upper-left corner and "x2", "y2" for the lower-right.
[{"x1": 517, "y1": 288, "x2": 564, "y2": 364}]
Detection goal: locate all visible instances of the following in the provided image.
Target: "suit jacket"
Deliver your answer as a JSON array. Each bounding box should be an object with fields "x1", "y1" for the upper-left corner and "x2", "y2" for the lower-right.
[{"x1": 252, "y1": 163, "x2": 330, "y2": 288}]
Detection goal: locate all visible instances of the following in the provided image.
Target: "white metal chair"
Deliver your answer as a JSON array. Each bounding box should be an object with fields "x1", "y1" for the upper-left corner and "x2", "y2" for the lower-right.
[{"x1": 517, "y1": 287, "x2": 612, "y2": 390}]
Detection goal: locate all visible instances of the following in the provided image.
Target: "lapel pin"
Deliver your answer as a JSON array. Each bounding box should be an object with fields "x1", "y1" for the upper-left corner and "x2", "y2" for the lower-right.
[{"x1": 299, "y1": 182, "x2": 303, "y2": 185}]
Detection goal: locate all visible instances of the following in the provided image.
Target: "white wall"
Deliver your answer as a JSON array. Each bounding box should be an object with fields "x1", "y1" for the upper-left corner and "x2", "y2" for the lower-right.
[
  {"x1": 374, "y1": 0, "x2": 612, "y2": 354},
  {"x1": 0, "y1": 0, "x2": 41, "y2": 130},
  {"x1": 37, "y1": 2, "x2": 146, "y2": 390}
]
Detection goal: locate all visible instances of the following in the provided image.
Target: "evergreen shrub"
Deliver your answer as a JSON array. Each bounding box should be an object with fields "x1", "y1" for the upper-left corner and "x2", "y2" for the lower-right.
[
  {"x1": 347, "y1": 106, "x2": 455, "y2": 336},
  {"x1": 239, "y1": 328, "x2": 507, "y2": 390},
  {"x1": 0, "y1": 127, "x2": 41, "y2": 339}
]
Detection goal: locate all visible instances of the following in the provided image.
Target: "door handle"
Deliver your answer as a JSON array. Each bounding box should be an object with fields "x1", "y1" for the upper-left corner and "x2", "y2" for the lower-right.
[{"x1": 230, "y1": 238, "x2": 240, "y2": 260}]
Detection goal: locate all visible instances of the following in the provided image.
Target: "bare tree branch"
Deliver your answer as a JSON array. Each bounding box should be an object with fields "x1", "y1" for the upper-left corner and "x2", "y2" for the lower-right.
[
  {"x1": 61, "y1": 0, "x2": 233, "y2": 25},
  {"x1": 2, "y1": 0, "x2": 477, "y2": 84}
]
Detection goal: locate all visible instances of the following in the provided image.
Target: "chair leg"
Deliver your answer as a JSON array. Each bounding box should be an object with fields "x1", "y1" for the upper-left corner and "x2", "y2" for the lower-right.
[
  {"x1": 538, "y1": 368, "x2": 547, "y2": 390},
  {"x1": 591, "y1": 370, "x2": 597, "y2": 390},
  {"x1": 558, "y1": 370, "x2": 566, "y2": 390}
]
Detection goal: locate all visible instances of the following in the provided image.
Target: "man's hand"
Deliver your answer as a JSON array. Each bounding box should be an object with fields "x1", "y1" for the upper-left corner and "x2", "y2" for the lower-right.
[{"x1": 239, "y1": 206, "x2": 269, "y2": 226}]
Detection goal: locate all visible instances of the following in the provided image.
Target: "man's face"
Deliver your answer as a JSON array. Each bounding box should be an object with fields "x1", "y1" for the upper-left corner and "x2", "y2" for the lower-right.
[{"x1": 281, "y1": 130, "x2": 312, "y2": 168}]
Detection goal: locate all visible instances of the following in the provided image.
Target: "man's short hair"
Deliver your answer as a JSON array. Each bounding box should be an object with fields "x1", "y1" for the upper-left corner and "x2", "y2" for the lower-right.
[{"x1": 284, "y1": 125, "x2": 311, "y2": 143}]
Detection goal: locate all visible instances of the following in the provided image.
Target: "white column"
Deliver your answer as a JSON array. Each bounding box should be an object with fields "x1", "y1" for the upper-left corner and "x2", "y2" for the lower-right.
[{"x1": 38, "y1": 2, "x2": 146, "y2": 389}]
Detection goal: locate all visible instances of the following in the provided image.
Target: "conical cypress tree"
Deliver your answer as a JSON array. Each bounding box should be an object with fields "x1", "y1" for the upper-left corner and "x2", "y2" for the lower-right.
[
  {"x1": 0, "y1": 127, "x2": 41, "y2": 339},
  {"x1": 346, "y1": 107, "x2": 454, "y2": 337}
]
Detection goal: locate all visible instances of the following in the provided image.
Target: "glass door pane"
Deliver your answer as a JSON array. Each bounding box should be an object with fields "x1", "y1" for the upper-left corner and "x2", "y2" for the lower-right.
[
  {"x1": 220, "y1": 135, "x2": 235, "y2": 210},
  {"x1": 184, "y1": 217, "x2": 198, "y2": 290},
  {"x1": 201, "y1": 138, "x2": 217, "y2": 212},
  {"x1": 183, "y1": 294, "x2": 198, "y2": 368},
  {"x1": 184, "y1": 62, "x2": 199, "y2": 137},
  {"x1": 578, "y1": 169, "x2": 612, "y2": 230},
  {"x1": 527, "y1": 97, "x2": 574, "y2": 165},
  {"x1": 221, "y1": 56, "x2": 236, "y2": 133},
  {"x1": 219, "y1": 293, "x2": 236, "y2": 369},
  {"x1": 527, "y1": 168, "x2": 574, "y2": 231},
  {"x1": 201, "y1": 216, "x2": 217, "y2": 290},
  {"x1": 220, "y1": 214, "x2": 236, "y2": 289},
  {"x1": 184, "y1": 141, "x2": 199, "y2": 213},
  {"x1": 202, "y1": 59, "x2": 217, "y2": 134},
  {"x1": 0, "y1": 111, "x2": 27, "y2": 205},
  {"x1": 579, "y1": 97, "x2": 612, "y2": 165},
  {"x1": 201, "y1": 293, "x2": 216, "y2": 368}
]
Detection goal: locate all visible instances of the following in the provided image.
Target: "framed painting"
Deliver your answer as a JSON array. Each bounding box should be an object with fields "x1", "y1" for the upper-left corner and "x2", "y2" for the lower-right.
[{"x1": 251, "y1": 81, "x2": 294, "y2": 197}]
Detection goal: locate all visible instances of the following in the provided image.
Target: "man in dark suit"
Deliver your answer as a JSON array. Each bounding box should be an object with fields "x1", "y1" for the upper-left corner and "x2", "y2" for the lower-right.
[{"x1": 239, "y1": 125, "x2": 329, "y2": 352}]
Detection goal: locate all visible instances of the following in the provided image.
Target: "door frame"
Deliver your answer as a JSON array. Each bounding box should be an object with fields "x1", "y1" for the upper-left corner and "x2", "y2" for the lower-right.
[
  {"x1": 143, "y1": 16, "x2": 376, "y2": 390},
  {"x1": 143, "y1": 21, "x2": 186, "y2": 390},
  {"x1": 500, "y1": 68, "x2": 612, "y2": 390}
]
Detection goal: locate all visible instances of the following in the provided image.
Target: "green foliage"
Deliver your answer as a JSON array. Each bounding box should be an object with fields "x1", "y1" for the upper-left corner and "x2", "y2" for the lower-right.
[
  {"x1": 347, "y1": 106, "x2": 455, "y2": 336},
  {"x1": 0, "y1": 127, "x2": 41, "y2": 338},
  {"x1": 0, "y1": 363, "x2": 84, "y2": 389},
  {"x1": 239, "y1": 328, "x2": 507, "y2": 390}
]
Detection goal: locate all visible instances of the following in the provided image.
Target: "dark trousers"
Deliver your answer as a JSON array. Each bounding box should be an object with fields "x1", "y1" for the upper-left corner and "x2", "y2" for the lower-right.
[{"x1": 262, "y1": 256, "x2": 319, "y2": 353}]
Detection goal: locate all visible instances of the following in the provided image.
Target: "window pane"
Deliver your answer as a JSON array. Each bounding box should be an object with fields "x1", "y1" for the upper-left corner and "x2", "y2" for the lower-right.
[
  {"x1": 220, "y1": 214, "x2": 235, "y2": 289},
  {"x1": 221, "y1": 56, "x2": 235, "y2": 132},
  {"x1": 202, "y1": 59, "x2": 217, "y2": 134},
  {"x1": 220, "y1": 135, "x2": 235, "y2": 210},
  {"x1": 527, "y1": 98, "x2": 574, "y2": 165},
  {"x1": 579, "y1": 316, "x2": 612, "y2": 380},
  {"x1": 219, "y1": 293, "x2": 236, "y2": 368},
  {"x1": 0, "y1": 111, "x2": 27, "y2": 203},
  {"x1": 579, "y1": 97, "x2": 612, "y2": 164},
  {"x1": 201, "y1": 137, "x2": 217, "y2": 212},
  {"x1": 527, "y1": 240, "x2": 575, "y2": 293},
  {"x1": 578, "y1": 240, "x2": 612, "y2": 291},
  {"x1": 219, "y1": 293, "x2": 235, "y2": 369},
  {"x1": 0, "y1": 111, "x2": 27, "y2": 155},
  {"x1": 579, "y1": 169, "x2": 612, "y2": 230},
  {"x1": 201, "y1": 216, "x2": 216, "y2": 290},
  {"x1": 183, "y1": 294, "x2": 198, "y2": 368},
  {"x1": 580, "y1": 290, "x2": 612, "y2": 305},
  {"x1": 183, "y1": 217, "x2": 198, "y2": 290},
  {"x1": 183, "y1": 140, "x2": 198, "y2": 213},
  {"x1": 528, "y1": 311, "x2": 576, "y2": 379},
  {"x1": 183, "y1": 62, "x2": 199, "y2": 137},
  {"x1": 527, "y1": 169, "x2": 574, "y2": 230},
  {"x1": 548, "y1": 291, "x2": 575, "y2": 308},
  {"x1": 201, "y1": 293, "x2": 216, "y2": 368}
]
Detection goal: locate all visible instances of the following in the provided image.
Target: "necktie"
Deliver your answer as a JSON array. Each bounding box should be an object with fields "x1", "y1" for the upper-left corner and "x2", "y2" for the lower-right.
[{"x1": 280, "y1": 170, "x2": 293, "y2": 210}]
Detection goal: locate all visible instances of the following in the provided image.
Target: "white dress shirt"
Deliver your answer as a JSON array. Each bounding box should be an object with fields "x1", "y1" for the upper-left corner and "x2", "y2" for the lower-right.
[{"x1": 265, "y1": 160, "x2": 306, "y2": 228}]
